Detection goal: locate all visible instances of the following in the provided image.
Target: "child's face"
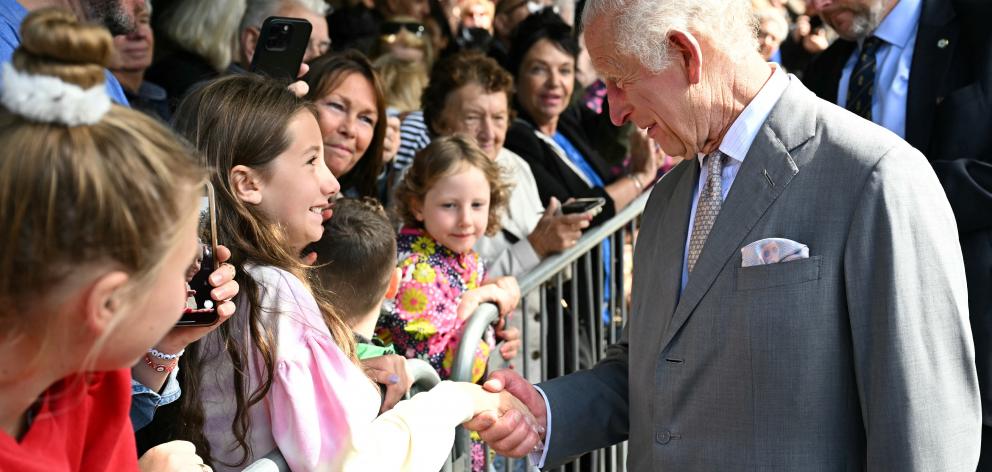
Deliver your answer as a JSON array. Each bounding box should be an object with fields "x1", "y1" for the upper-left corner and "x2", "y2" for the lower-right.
[
  {"x1": 258, "y1": 111, "x2": 340, "y2": 252},
  {"x1": 416, "y1": 165, "x2": 490, "y2": 254},
  {"x1": 103, "y1": 204, "x2": 201, "y2": 367}
]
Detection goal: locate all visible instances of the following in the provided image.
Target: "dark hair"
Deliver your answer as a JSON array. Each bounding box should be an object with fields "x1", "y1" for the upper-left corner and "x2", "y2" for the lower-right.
[
  {"x1": 506, "y1": 8, "x2": 578, "y2": 77},
  {"x1": 394, "y1": 135, "x2": 511, "y2": 237},
  {"x1": 304, "y1": 50, "x2": 388, "y2": 199},
  {"x1": 421, "y1": 51, "x2": 515, "y2": 136},
  {"x1": 309, "y1": 198, "x2": 397, "y2": 322},
  {"x1": 171, "y1": 74, "x2": 355, "y2": 467}
]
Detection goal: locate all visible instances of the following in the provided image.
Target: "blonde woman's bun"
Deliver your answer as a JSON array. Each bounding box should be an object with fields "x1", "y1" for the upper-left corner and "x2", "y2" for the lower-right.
[{"x1": 14, "y1": 8, "x2": 113, "y2": 89}]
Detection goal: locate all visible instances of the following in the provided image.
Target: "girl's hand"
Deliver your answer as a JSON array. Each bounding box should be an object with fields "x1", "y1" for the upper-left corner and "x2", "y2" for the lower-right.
[
  {"x1": 153, "y1": 245, "x2": 238, "y2": 354},
  {"x1": 488, "y1": 276, "x2": 521, "y2": 317},
  {"x1": 138, "y1": 440, "x2": 210, "y2": 472},
  {"x1": 496, "y1": 326, "x2": 521, "y2": 360}
]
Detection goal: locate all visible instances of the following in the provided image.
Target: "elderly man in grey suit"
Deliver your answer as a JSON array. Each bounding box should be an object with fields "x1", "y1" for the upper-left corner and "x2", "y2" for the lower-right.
[{"x1": 464, "y1": 0, "x2": 982, "y2": 469}]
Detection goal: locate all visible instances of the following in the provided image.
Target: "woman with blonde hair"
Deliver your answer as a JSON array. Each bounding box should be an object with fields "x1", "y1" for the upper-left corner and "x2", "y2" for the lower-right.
[{"x1": 0, "y1": 8, "x2": 224, "y2": 471}]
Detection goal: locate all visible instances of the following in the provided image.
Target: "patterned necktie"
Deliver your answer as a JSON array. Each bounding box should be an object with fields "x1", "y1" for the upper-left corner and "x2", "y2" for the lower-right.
[
  {"x1": 846, "y1": 36, "x2": 884, "y2": 121},
  {"x1": 687, "y1": 151, "x2": 726, "y2": 273}
]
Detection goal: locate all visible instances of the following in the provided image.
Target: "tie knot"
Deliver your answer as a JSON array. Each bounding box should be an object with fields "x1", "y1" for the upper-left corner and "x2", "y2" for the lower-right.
[
  {"x1": 862, "y1": 36, "x2": 883, "y2": 55},
  {"x1": 706, "y1": 150, "x2": 724, "y2": 174}
]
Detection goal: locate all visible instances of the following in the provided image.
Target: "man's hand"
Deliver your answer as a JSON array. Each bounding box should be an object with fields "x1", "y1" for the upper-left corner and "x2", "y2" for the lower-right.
[
  {"x1": 527, "y1": 197, "x2": 593, "y2": 257},
  {"x1": 362, "y1": 354, "x2": 412, "y2": 413},
  {"x1": 463, "y1": 369, "x2": 547, "y2": 458},
  {"x1": 138, "y1": 440, "x2": 210, "y2": 472}
]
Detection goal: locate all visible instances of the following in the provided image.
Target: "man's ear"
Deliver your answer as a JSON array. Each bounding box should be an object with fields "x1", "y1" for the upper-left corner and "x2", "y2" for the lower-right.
[
  {"x1": 385, "y1": 267, "x2": 401, "y2": 299},
  {"x1": 241, "y1": 26, "x2": 260, "y2": 66},
  {"x1": 668, "y1": 30, "x2": 704, "y2": 85},
  {"x1": 81, "y1": 271, "x2": 131, "y2": 337},
  {"x1": 230, "y1": 164, "x2": 264, "y2": 205}
]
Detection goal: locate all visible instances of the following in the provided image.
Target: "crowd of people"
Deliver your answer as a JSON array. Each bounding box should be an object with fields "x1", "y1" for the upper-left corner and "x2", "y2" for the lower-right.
[{"x1": 0, "y1": 0, "x2": 989, "y2": 471}]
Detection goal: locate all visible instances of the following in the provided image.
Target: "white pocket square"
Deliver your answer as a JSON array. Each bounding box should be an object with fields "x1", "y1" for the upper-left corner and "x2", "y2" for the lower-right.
[{"x1": 741, "y1": 238, "x2": 809, "y2": 267}]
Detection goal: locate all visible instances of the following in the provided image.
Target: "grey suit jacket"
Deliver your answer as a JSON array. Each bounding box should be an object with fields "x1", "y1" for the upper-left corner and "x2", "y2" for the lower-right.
[{"x1": 538, "y1": 78, "x2": 981, "y2": 470}]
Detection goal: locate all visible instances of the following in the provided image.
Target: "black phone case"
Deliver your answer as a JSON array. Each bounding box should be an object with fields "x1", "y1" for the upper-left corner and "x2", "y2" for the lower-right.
[
  {"x1": 177, "y1": 250, "x2": 219, "y2": 327},
  {"x1": 561, "y1": 200, "x2": 605, "y2": 214},
  {"x1": 249, "y1": 17, "x2": 312, "y2": 81}
]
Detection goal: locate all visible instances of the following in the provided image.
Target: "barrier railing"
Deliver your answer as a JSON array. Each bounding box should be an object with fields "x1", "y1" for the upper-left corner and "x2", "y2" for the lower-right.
[
  {"x1": 243, "y1": 189, "x2": 650, "y2": 472},
  {"x1": 454, "y1": 190, "x2": 652, "y2": 472}
]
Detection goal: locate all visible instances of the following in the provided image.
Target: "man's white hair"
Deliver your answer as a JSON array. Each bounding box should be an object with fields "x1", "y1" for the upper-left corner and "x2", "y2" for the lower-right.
[
  {"x1": 241, "y1": 0, "x2": 329, "y2": 34},
  {"x1": 582, "y1": 0, "x2": 759, "y2": 72}
]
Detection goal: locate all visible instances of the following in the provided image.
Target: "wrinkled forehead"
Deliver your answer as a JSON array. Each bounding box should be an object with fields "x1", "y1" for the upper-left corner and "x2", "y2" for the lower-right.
[{"x1": 584, "y1": 22, "x2": 630, "y2": 77}]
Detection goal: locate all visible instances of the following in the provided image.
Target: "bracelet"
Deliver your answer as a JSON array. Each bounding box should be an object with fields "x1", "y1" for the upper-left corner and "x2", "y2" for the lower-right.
[
  {"x1": 148, "y1": 347, "x2": 184, "y2": 360},
  {"x1": 629, "y1": 174, "x2": 644, "y2": 192},
  {"x1": 143, "y1": 354, "x2": 179, "y2": 373}
]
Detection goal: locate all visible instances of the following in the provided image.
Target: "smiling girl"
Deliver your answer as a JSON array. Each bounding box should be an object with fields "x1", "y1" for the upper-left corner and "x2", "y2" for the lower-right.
[
  {"x1": 384, "y1": 135, "x2": 521, "y2": 383},
  {"x1": 164, "y1": 76, "x2": 531, "y2": 472}
]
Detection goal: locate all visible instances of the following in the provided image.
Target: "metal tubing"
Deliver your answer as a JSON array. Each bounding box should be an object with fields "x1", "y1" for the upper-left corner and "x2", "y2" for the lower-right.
[
  {"x1": 555, "y1": 273, "x2": 564, "y2": 378},
  {"x1": 449, "y1": 302, "x2": 500, "y2": 382},
  {"x1": 517, "y1": 192, "x2": 650, "y2": 294},
  {"x1": 570, "y1": 260, "x2": 579, "y2": 375}
]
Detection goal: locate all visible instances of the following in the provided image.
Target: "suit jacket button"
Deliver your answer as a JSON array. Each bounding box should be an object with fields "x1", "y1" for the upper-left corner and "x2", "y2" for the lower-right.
[{"x1": 655, "y1": 431, "x2": 672, "y2": 445}]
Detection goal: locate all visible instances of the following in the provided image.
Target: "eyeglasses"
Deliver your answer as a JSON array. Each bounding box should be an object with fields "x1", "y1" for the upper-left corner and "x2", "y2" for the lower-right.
[{"x1": 380, "y1": 21, "x2": 426, "y2": 37}]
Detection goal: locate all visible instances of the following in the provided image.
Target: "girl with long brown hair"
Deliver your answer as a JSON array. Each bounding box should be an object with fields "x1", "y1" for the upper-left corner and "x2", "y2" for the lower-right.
[{"x1": 168, "y1": 74, "x2": 536, "y2": 471}]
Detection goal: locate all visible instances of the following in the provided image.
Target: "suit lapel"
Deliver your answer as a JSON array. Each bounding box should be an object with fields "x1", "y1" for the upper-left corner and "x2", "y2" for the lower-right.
[
  {"x1": 650, "y1": 161, "x2": 698, "y2": 341},
  {"x1": 906, "y1": 0, "x2": 956, "y2": 154},
  {"x1": 656, "y1": 79, "x2": 814, "y2": 352}
]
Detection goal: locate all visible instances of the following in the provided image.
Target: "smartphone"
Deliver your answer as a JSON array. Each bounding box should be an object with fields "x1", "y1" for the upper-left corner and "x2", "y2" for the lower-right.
[
  {"x1": 249, "y1": 16, "x2": 312, "y2": 81},
  {"x1": 560, "y1": 197, "x2": 607, "y2": 215},
  {"x1": 177, "y1": 182, "x2": 220, "y2": 327}
]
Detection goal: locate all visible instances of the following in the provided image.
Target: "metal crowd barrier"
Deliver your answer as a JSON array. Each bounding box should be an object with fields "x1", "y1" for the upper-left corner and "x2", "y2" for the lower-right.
[
  {"x1": 244, "y1": 190, "x2": 650, "y2": 472},
  {"x1": 454, "y1": 191, "x2": 651, "y2": 472}
]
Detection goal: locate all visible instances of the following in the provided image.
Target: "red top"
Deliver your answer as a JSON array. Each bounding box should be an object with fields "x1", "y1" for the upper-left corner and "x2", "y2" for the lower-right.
[{"x1": 0, "y1": 369, "x2": 140, "y2": 471}]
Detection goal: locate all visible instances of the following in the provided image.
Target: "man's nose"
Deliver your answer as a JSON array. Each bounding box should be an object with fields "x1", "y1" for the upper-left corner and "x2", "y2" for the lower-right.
[{"x1": 606, "y1": 82, "x2": 630, "y2": 127}]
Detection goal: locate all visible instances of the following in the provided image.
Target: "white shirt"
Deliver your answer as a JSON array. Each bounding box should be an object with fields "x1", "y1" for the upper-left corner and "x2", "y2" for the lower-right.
[
  {"x1": 532, "y1": 64, "x2": 791, "y2": 468},
  {"x1": 680, "y1": 65, "x2": 790, "y2": 291},
  {"x1": 836, "y1": 0, "x2": 921, "y2": 139}
]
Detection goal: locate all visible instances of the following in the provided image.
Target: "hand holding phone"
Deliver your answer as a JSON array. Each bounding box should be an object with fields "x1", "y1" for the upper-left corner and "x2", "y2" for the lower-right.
[
  {"x1": 559, "y1": 197, "x2": 606, "y2": 215},
  {"x1": 250, "y1": 17, "x2": 312, "y2": 81},
  {"x1": 177, "y1": 183, "x2": 220, "y2": 327}
]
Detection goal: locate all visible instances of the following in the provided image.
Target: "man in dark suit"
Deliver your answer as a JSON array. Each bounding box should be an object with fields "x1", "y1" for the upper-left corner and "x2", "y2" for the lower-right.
[
  {"x1": 465, "y1": 0, "x2": 981, "y2": 469},
  {"x1": 803, "y1": 1, "x2": 992, "y2": 466}
]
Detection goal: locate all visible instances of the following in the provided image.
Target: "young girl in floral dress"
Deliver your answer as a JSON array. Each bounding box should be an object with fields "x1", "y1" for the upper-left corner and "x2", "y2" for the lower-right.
[{"x1": 381, "y1": 135, "x2": 522, "y2": 470}]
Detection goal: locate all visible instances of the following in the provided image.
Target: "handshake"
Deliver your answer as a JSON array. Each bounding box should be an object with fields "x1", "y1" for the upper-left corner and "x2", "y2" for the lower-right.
[{"x1": 462, "y1": 369, "x2": 548, "y2": 458}]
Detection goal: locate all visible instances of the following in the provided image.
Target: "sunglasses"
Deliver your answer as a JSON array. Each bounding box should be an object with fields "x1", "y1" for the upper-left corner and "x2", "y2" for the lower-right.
[{"x1": 380, "y1": 21, "x2": 426, "y2": 37}]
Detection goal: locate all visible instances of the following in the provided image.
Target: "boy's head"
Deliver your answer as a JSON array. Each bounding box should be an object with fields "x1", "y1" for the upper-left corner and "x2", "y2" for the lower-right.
[{"x1": 310, "y1": 198, "x2": 398, "y2": 325}]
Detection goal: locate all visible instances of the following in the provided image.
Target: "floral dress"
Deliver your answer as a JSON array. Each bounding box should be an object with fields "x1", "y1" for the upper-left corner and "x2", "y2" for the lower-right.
[
  {"x1": 377, "y1": 227, "x2": 495, "y2": 383},
  {"x1": 377, "y1": 228, "x2": 496, "y2": 471}
]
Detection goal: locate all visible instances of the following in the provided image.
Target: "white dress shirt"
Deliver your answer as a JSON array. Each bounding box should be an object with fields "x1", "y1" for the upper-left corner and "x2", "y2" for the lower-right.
[
  {"x1": 836, "y1": 0, "x2": 921, "y2": 139},
  {"x1": 531, "y1": 65, "x2": 791, "y2": 468},
  {"x1": 680, "y1": 65, "x2": 790, "y2": 291}
]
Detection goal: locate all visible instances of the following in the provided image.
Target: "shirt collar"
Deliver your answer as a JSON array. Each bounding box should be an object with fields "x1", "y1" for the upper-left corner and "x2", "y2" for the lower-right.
[
  {"x1": 868, "y1": 0, "x2": 922, "y2": 49},
  {"x1": 698, "y1": 64, "x2": 789, "y2": 164}
]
